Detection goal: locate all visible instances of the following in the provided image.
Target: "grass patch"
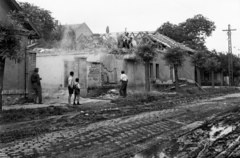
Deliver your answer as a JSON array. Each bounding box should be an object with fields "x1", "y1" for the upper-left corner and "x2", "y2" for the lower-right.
[
  {"x1": 0, "y1": 106, "x2": 70, "y2": 124},
  {"x1": 111, "y1": 88, "x2": 240, "y2": 107},
  {"x1": 111, "y1": 92, "x2": 170, "y2": 106}
]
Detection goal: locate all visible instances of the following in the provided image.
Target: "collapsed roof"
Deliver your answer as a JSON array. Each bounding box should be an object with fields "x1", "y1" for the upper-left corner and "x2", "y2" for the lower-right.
[
  {"x1": 100, "y1": 31, "x2": 195, "y2": 53},
  {"x1": 146, "y1": 32, "x2": 195, "y2": 53}
]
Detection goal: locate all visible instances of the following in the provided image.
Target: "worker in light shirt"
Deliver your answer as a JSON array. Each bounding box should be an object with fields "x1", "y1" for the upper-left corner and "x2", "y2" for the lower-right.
[{"x1": 120, "y1": 70, "x2": 128, "y2": 97}]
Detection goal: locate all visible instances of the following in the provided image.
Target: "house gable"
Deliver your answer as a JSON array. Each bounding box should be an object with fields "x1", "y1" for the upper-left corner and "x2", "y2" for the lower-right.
[{"x1": 64, "y1": 22, "x2": 93, "y2": 39}]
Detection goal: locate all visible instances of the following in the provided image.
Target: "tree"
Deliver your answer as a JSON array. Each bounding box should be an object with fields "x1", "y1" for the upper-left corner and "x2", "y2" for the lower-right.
[
  {"x1": 51, "y1": 24, "x2": 65, "y2": 42},
  {"x1": 204, "y1": 56, "x2": 220, "y2": 88},
  {"x1": 213, "y1": 52, "x2": 227, "y2": 86},
  {"x1": 163, "y1": 47, "x2": 186, "y2": 91},
  {"x1": 0, "y1": 18, "x2": 28, "y2": 112},
  {"x1": 191, "y1": 51, "x2": 208, "y2": 86},
  {"x1": 231, "y1": 54, "x2": 240, "y2": 85},
  {"x1": 10, "y1": 2, "x2": 56, "y2": 41},
  {"x1": 216, "y1": 52, "x2": 240, "y2": 86},
  {"x1": 0, "y1": 21, "x2": 23, "y2": 60},
  {"x1": 136, "y1": 44, "x2": 157, "y2": 92},
  {"x1": 217, "y1": 53, "x2": 228, "y2": 76},
  {"x1": 157, "y1": 14, "x2": 216, "y2": 51},
  {"x1": 37, "y1": 23, "x2": 65, "y2": 48},
  {"x1": 156, "y1": 22, "x2": 184, "y2": 45}
]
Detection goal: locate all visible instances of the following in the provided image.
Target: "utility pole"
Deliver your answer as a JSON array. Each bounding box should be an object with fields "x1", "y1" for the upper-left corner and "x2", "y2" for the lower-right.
[{"x1": 223, "y1": 24, "x2": 236, "y2": 86}]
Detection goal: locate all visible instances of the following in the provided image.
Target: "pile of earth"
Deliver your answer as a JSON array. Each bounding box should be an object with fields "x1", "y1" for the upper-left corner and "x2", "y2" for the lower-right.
[{"x1": 97, "y1": 89, "x2": 120, "y2": 99}]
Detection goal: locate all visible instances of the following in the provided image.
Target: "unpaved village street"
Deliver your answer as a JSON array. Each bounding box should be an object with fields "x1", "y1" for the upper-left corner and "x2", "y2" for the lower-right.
[
  {"x1": 1, "y1": 90, "x2": 240, "y2": 158},
  {"x1": 1, "y1": 0, "x2": 239, "y2": 157}
]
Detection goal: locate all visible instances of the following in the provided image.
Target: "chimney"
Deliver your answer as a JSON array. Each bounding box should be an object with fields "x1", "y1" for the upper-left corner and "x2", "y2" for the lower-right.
[{"x1": 55, "y1": 20, "x2": 58, "y2": 26}]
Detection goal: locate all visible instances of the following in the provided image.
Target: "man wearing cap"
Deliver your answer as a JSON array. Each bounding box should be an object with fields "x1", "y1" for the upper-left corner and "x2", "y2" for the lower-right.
[{"x1": 31, "y1": 68, "x2": 42, "y2": 104}]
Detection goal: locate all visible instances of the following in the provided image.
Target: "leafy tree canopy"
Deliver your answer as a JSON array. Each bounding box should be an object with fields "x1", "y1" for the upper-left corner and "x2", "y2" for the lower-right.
[
  {"x1": 191, "y1": 51, "x2": 208, "y2": 68},
  {"x1": 163, "y1": 47, "x2": 186, "y2": 68},
  {"x1": 0, "y1": 18, "x2": 27, "y2": 61},
  {"x1": 157, "y1": 14, "x2": 216, "y2": 51},
  {"x1": 10, "y1": 2, "x2": 56, "y2": 41},
  {"x1": 136, "y1": 44, "x2": 157, "y2": 62},
  {"x1": 51, "y1": 24, "x2": 65, "y2": 42},
  {"x1": 204, "y1": 56, "x2": 220, "y2": 72},
  {"x1": 213, "y1": 52, "x2": 227, "y2": 74},
  {"x1": 231, "y1": 54, "x2": 240, "y2": 77}
]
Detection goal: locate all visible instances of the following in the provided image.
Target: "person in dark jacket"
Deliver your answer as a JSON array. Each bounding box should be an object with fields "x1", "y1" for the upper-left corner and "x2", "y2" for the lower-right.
[
  {"x1": 31, "y1": 68, "x2": 42, "y2": 104},
  {"x1": 73, "y1": 78, "x2": 81, "y2": 105}
]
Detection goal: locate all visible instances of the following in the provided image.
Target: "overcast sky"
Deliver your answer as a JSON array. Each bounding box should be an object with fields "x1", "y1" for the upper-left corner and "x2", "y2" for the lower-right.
[{"x1": 17, "y1": 0, "x2": 240, "y2": 54}]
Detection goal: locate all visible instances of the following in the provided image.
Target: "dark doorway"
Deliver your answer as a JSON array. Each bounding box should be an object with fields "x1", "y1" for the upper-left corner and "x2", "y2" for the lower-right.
[
  {"x1": 156, "y1": 64, "x2": 159, "y2": 79},
  {"x1": 150, "y1": 63, "x2": 153, "y2": 78}
]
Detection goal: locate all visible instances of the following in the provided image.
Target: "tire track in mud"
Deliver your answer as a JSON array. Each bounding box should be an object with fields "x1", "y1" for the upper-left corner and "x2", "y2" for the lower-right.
[
  {"x1": 1, "y1": 92, "x2": 240, "y2": 158},
  {"x1": 0, "y1": 109, "x2": 186, "y2": 158},
  {"x1": 0, "y1": 90, "x2": 237, "y2": 144}
]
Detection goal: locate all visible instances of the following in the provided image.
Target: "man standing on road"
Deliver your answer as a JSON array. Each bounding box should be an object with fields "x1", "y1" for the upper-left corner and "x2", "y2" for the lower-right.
[
  {"x1": 31, "y1": 68, "x2": 42, "y2": 104},
  {"x1": 120, "y1": 70, "x2": 128, "y2": 97},
  {"x1": 68, "y1": 71, "x2": 74, "y2": 105}
]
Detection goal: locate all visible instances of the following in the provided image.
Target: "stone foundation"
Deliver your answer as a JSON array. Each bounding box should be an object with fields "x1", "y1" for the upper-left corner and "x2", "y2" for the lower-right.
[{"x1": 2, "y1": 90, "x2": 27, "y2": 106}]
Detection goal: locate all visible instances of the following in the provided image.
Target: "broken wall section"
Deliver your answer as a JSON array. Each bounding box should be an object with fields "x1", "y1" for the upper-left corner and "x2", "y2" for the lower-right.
[{"x1": 88, "y1": 62, "x2": 102, "y2": 88}]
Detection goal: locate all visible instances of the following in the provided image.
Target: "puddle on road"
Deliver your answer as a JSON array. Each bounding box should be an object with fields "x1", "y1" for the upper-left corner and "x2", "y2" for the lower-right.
[
  {"x1": 135, "y1": 152, "x2": 172, "y2": 158},
  {"x1": 134, "y1": 139, "x2": 180, "y2": 158},
  {"x1": 209, "y1": 123, "x2": 236, "y2": 141}
]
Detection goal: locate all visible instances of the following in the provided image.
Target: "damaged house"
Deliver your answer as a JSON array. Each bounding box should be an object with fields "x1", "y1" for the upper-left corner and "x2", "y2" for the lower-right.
[{"x1": 35, "y1": 25, "x2": 195, "y2": 97}]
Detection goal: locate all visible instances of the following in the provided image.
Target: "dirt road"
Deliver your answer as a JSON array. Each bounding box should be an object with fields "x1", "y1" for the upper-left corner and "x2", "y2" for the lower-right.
[{"x1": 1, "y1": 93, "x2": 240, "y2": 158}]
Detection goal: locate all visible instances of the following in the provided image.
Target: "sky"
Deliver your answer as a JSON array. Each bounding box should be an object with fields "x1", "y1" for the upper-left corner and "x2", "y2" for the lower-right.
[{"x1": 17, "y1": 0, "x2": 240, "y2": 54}]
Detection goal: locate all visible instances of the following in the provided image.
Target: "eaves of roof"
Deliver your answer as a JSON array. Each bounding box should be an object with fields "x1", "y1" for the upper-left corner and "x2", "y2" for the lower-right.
[{"x1": 5, "y1": 0, "x2": 42, "y2": 38}]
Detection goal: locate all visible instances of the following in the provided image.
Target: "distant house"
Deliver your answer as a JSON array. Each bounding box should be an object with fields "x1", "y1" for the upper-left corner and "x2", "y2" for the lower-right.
[
  {"x1": 64, "y1": 23, "x2": 93, "y2": 38},
  {"x1": 0, "y1": 0, "x2": 41, "y2": 105},
  {"x1": 60, "y1": 23, "x2": 93, "y2": 50}
]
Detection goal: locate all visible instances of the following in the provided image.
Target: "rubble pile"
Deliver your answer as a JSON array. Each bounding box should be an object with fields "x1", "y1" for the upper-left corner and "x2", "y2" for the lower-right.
[
  {"x1": 160, "y1": 108, "x2": 240, "y2": 158},
  {"x1": 97, "y1": 89, "x2": 119, "y2": 100}
]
